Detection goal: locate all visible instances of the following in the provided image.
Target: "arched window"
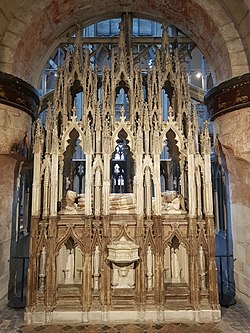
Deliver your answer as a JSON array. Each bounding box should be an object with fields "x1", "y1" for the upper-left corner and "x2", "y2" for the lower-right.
[
  {"x1": 63, "y1": 129, "x2": 86, "y2": 195},
  {"x1": 160, "y1": 129, "x2": 180, "y2": 193},
  {"x1": 111, "y1": 130, "x2": 134, "y2": 193}
]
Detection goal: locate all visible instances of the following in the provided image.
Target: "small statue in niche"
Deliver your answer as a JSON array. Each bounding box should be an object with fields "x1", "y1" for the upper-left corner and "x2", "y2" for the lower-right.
[
  {"x1": 65, "y1": 190, "x2": 78, "y2": 211},
  {"x1": 170, "y1": 236, "x2": 182, "y2": 283},
  {"x1": 199, "y1": 245, "x2": 207, "y2": 290},
  {"x1": 93, "y1": 245, "x2": 100, "y2": 291},
  {"x1": 64, "y1": 248, "x2": 74, "y2": 283},
  {"x1": 171, "y1": 248, "x2": 180, "y2": 283},
  {"x1": 65, "y1": 177, "x2": 71, "y2": 190},
  {"x1": 39, "y1": 246, "x2": 46, "y2": 291},
  {"x1": 146, "y1": 244, "x2": 154, "y2": 290}
]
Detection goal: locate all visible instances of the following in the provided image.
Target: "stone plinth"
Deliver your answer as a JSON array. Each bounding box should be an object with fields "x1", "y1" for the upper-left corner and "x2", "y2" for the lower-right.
[{"x1": 24, "y1": 308, "x2": 221, "y2": 324}]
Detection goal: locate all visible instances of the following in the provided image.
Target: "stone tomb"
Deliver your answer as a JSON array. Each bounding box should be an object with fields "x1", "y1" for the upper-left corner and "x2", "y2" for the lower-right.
[{"x1": 25, "y1": 23, "x2": 220, "y2": 324}]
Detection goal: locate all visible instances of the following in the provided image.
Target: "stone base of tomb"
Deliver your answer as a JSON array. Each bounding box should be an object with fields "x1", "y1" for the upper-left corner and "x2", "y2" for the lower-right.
[{"x1": 25, "y1": 308, "x2": 221, "y2": 324}]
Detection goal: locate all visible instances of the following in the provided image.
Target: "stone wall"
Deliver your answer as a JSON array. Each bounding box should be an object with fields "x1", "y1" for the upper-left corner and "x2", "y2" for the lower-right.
[
  {"x1": 1, "y1": 0, "x2": 247, "y2": 85},
  {"x1": 0, "y1": 103, "x2": 32, "y2": 301},
  {"x1": 0, "y1": 155, "x2": 17, "y2": 300},
  {"x1": 213, "y1": 107, "x2": 250, "y2": 306}
]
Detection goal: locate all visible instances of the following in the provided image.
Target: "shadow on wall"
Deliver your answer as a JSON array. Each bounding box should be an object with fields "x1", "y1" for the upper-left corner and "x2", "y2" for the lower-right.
[
  {"x1": 8, "y1": 160, "x2": 32, "y2": 308},
  {"x1": 213, "y1": 150, "x2": 236, "y2": 307}
]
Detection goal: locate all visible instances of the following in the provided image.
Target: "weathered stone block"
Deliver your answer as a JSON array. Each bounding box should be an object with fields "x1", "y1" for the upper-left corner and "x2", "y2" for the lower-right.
[
  {"x1": 220, "y1": 0, "x2": 247, "y2": 26},
  {"x1": 230, "y1": 51, "x2": 248, "y2": 66},
  {"x1": 231, "y1": 64, "x2": 250, "y2": 77},
  {"x1": 234, "y1": 243, "x2": 247, "y2": 265},
  {"x1": 1, "y1": 30, "x2": 21, "y2": 49},
  {"x1": 0, "y1": 46, "x2": 15, "y2": 63},
  {"x1": 226, "y1": 38, "x2": 245, "y2": 53},
  {"x1": 220, "y1": 22, "x2": 241, "y2": 42},
  {"x1": 239, "y1": 11, "x2": 250, "y2": 38},
  {"x1": 8, "y1": 17, "x2": 27, "y2": 36},
  {"x1": 0, "y1": 9, "x2": 9, "y2": 40}
]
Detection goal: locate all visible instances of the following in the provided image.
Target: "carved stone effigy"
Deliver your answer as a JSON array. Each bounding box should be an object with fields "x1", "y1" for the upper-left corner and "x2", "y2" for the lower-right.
[
  {"x1": 161, "y1": 191, "x2": 186, "y2": 213},
  {"x1": 25, "y1": 22, "x2": 220, "y2": 324},
  {"x1": 77, "y1": 194, "x2": 85, "y2": 209},
  {"x1": 65, "y1": 190, "x2": 78, "y2": 211}
]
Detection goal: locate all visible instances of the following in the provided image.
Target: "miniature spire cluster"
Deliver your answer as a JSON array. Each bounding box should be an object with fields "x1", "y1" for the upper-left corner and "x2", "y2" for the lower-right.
[{"x1": 26, "y1": 24, "x2": 220, "y2": 324}]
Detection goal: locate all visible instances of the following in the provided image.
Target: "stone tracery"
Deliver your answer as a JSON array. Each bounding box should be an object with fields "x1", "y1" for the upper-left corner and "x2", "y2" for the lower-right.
[{"x1": 25, "y1": 23, "x2": 220, "y2": 324}]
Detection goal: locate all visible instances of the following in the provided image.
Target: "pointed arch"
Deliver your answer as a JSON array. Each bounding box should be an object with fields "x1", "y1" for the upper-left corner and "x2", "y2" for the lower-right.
[
  {"x1": 36, "y1": 231, "x2": 47, "y2": 253},
  {"x1": 197, "y1": 226, "x2": 208, "y2": 252},
  {"x1": 112, "y1": 224, "x2": 135, "y2": 242},
  {"x1": 91, "y1": 227, "x2": 103, "y2": 251},
  {"x1": 114, "y1": 72, "x2": 131, "y2": 92},
  {"x1": 163, "y1": 226, "x2": 189, "y2": 251},
  {"x1": 143, "y1": 227, "x2": 156, "y2": 253},
  {"x1": 55, "y1": 226, "x2": 84, "y2": 255},
  {"x1": 161, "y1": 119, "x2": 186, "y2": 154},
  {"x1": 112, "y1": 125, "x2": 134, "y2": 153},
  {"x1": 61, "y1": 121, "x2": 85, "y2": 153}
]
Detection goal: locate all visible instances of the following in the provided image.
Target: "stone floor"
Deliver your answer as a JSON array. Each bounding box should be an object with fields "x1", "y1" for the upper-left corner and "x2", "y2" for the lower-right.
[{"x1": 0, "y1": 300, "x2": 250, "y2": 333}]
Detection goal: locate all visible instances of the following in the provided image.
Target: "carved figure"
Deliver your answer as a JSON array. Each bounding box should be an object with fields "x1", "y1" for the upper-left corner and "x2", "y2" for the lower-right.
[
  {"x1": 65, "y1": 190, "x2": 77, "y2": 211},
  {"x1": 171, "y1": 248, "x2": 180, "y2": 283},
  {"x1": 39, "y1": 246, "x2": 46, "y2": 291},
  {"x1": 161, "y1": 191, "x2": 186, "y2": 212},
  {"x1": 64, "y1": 249, "x2": 74, "y2": 283},
  {"x1": 40, "y1": 246, "x2": 46, "y2": 276},
  {"x1": 147, "y1": 245, "x2": 153, "y2": 290},
  {"x1": 166, "y1": 196, "x2": 180, "y2": 211},
  {"x1": 199, "y1": 246, "x2": 207, "y2": 290},
  {"x1": 93, "y1": 245, "x2": 100, "y2": 291}
]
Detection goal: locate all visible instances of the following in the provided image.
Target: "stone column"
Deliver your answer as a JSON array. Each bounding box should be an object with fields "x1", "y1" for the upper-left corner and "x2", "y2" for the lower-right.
[
  {"x1": 85, "y1": 153, "x2": 92, "y2": 215},
  {"x1": 205, "y1": 73, "x2": 250, "y2": 306},
  {"x1": 153, "y1": 154, "x2": 161, "y2": 215},
  {"x1": 0, "y1": 71, "x2": 39, "y2": 301}
]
